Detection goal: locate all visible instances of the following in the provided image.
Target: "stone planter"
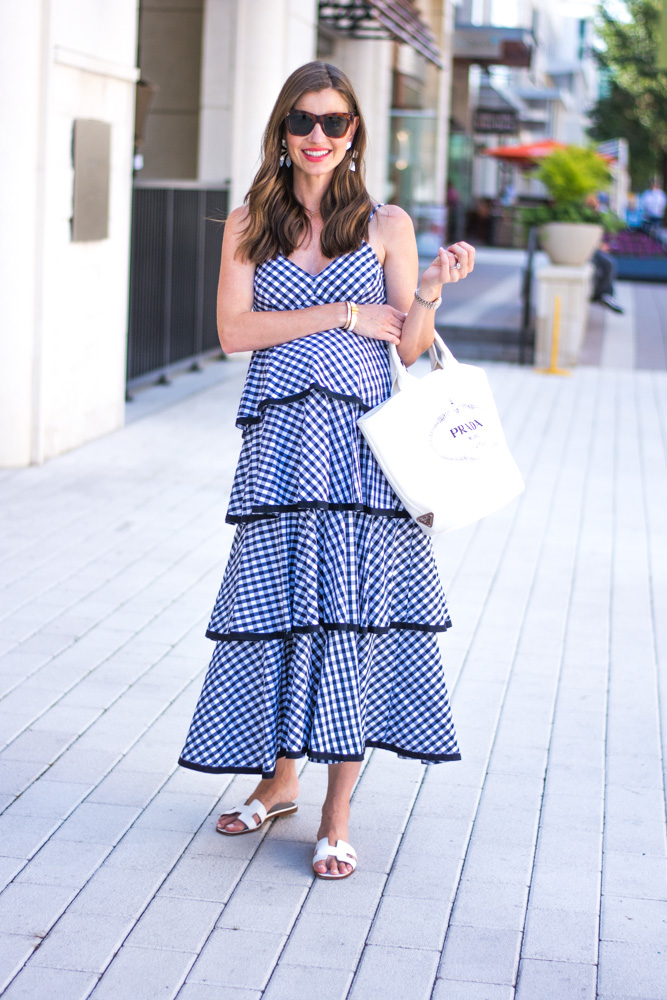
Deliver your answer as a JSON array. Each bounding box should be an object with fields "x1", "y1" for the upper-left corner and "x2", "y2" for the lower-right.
[
  {"x1": 539, "y1": 222, "x2": 603, "y2": 266},
  {"x1": 535, "y1": 264, "x2": 594, "y2": 367}
]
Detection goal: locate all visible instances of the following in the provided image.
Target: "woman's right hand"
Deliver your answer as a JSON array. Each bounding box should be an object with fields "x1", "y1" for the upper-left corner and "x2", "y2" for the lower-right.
[{"x1": 353, "y1": 304, "x2": 405, "y2": 344}]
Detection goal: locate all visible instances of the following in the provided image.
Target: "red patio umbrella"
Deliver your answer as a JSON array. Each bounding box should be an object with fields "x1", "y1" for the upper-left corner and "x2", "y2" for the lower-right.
[
  {"x1": 482, "y1": 139, "x2": 565, "y2": 168},
  {"x1": 483, "y1": 140, "x2": 614, "y2": 168}
]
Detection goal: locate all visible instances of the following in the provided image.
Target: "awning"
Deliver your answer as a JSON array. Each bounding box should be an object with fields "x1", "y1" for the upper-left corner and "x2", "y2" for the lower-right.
[
  {"x1": 484, "y1": 139, "x2": 615, "y2": 167},
  {"x1": 453, "y1": 24, "x2": 533, "y2": 69},
  {"x1": 483, "y1": 139, "x2": 565, "y2": 168},
  {"x1": 318, "y1": 0, "x2": 443, "y2": 67}
]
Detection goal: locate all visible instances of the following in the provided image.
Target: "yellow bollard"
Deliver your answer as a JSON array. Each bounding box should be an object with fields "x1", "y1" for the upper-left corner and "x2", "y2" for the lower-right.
[{"x1": 536, "y1": 294, "x2": 572, "y2": 376}]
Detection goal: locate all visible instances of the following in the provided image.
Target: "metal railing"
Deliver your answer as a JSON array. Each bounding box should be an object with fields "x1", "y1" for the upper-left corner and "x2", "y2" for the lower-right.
[
  {"x1": 126, "y1": 182, "x2": 229, "y2": 387},
  {"x1": 519, "y1": 226, "x2": 537, "y2": 365}
]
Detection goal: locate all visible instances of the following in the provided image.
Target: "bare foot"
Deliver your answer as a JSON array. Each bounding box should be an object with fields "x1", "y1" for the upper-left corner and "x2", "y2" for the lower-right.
[
  {"x1": 314, "y1": 805, "x2": 353, "y2": 876},
  {"x1": 217, "y1": 769, "x2": 299, "y2": 834}
]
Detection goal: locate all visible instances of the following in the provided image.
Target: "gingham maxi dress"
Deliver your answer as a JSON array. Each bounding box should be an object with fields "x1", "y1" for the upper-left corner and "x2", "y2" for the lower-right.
[{"x1": 178, "y1": 220, "x2": 461, "y2": 779}]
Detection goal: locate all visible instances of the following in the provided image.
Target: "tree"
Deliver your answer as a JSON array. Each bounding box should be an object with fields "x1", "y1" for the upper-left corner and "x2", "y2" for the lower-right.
[
  {"x1": 588, "y1": 0, "x2": 667, "y2": 190},
  {"x1": 588, "y1": 76, "x2": 659, "y2": 188}
]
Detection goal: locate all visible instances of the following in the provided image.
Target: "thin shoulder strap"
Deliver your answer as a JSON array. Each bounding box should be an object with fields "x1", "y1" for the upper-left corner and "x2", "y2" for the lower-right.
[{"x1": 369, "y1": 203, "x2": 385, "y2": 221}]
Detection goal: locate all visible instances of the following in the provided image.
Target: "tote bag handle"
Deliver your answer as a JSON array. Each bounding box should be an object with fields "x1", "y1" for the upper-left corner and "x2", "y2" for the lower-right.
[{"x1": 388, "y1": 331, "x2": 456, "y2": 394}]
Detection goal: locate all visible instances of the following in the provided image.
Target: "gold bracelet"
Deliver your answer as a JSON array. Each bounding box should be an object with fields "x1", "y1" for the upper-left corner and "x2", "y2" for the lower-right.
[
  {"x1": 342, "y1": 300, "x2": 352, "y2": 330},
  {"x1": 348, "y1": 302, "x2": 359, "y2": 333}
]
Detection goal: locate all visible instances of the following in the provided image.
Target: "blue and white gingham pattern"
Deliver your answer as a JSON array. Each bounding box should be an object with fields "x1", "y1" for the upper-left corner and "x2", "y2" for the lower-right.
[
  {"x1": 236, "y1": 241, "x2": 390, "y2": 428},
  {"x1": 228, "y1": 394, "x2": 405, "y2": 520},
  {"x1": 179, "y1": 629, "x2": 459, "y2": 777},
  {"x1": 206, "y1": 510, "x2": 451, "y2": 638},
  {"x1": 179, "y1": 227, "x2": 460, "y2": 776}
]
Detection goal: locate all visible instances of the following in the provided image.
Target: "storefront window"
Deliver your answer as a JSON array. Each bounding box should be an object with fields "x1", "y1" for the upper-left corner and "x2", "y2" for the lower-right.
[{"x1": 388, "y1": 110, "x2": 444, "y2": 255}]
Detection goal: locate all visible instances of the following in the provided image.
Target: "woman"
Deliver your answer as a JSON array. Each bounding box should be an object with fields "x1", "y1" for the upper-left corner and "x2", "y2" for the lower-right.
[{"x1": 179, "y1": 61, "x2": 474, "y2": 880}]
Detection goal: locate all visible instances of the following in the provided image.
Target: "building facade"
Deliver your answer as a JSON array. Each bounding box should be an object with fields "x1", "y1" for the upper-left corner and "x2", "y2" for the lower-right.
[
  {"x1": 0, "y1": 1, "x2": 139, "y2": 467},
  {"x1": 0, "y1": 0, "x2": 454, "y2": 468},
  {"x1": 449, "y1": 0, "x2": 599, "y2": 220}
]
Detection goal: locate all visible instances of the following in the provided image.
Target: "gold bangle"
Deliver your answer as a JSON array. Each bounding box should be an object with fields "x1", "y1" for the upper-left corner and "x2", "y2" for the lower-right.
[
  {"x1": 348, "y1": 302, "x2": 359, "y2": 333},
  {"x1": 342, "y1": 300, "x2": 352, "y2": 330}
]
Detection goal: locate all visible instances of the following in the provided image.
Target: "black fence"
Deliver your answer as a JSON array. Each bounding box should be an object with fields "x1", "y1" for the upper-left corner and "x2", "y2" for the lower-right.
[
  {"x1": 435, "y1": 230, "x2": 537, "y2": 364},
  {"x1": 126, "y1": 183, "x2": 229, "y2": 386},
  {"x1": 519, "y1": 226, "x2": 537, "y2": 365}
]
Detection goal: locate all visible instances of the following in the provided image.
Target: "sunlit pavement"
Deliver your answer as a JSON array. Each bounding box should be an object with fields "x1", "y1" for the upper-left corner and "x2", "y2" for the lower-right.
[{"x1": 0, "y1": 338, "x2": 665, "y2": 998}]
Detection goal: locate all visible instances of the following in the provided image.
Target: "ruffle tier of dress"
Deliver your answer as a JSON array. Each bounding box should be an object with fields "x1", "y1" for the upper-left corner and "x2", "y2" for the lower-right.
[
  {"x1": 178, "y1": 239, "x2": 460, "y2": 776},
  {"x1": 179, "y1": 628, "x2": 460, "y2": 777},
  {"x1": 179, "y1": 387, "x2": 459, "y2": 776}
]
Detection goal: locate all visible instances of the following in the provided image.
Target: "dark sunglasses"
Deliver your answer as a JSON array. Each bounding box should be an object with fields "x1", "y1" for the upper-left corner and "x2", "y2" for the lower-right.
[{"x1": 285, "y1": 109, "x2": 355, "y2": 138}]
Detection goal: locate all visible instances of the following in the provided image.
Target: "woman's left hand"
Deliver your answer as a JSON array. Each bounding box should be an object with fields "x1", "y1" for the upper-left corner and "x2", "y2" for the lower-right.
[{"x1": 419, "y1": 241, "x2": 476, "y2": 299}]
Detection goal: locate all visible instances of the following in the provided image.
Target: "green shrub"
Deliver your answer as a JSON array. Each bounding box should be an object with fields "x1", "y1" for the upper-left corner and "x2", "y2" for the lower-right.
[
  {"x1": 521, "y1": 145, "x2": 618, "y2": 227},
  {"x1": 536, "y1": 146, "x2": 611, "y2": 204}
]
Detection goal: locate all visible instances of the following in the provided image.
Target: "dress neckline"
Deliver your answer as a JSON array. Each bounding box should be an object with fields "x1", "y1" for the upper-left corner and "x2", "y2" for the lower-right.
[
  {"x1": 275, "y1": 203, "x2": 386, "y2": 278},
  {"x1": 278, "y1": 240, "x2": 383, "y2": 279}
]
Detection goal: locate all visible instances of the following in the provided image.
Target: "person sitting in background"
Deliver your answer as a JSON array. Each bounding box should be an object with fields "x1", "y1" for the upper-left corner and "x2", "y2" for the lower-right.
[
  {"x1": 625, "y1": 192, "x2": 642, "y2": 230},
  {"x1": 639, "y1": 179, "x2": 666, "y2": 237},
  {"x1": 591, "y1": 237, "x2": 623, "y2": 314},
  {"x1": 583, "y1": 194, "x2": 623, "y2": 314}
]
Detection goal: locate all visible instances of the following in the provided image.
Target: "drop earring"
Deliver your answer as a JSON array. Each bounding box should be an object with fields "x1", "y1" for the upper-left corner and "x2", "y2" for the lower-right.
[
  {"x1": 280, "y1": 139, "x2": 291, "y2": 168},
  {"x1": 346, "y1": 140, "x2": 357, "y2": 172}
]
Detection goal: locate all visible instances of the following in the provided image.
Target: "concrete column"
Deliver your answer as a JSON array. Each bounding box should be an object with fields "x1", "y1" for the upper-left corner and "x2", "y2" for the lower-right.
[
  {"x1": 198, "y1": 0, "x2": 236, "y2": 184},
  {"x1": 431, "y1": 0, "x2": 455, "y2": 203},
  {"x1": 138, "y1": 0, "x2": 203, "y2": 180},
  {"x1": 229, "y1": 0, "x2": 317, "y2": 209},
  {"x1": 329, "y1": 39, "x2": 393, "y2": 203},
  {"x1": 0, "y1": 0, "x2": 139, "y2": 467},
  {"x1": 450, "y1": 61, "x2": 471, "y2": 132},
  {"x1": 0, "y1": 1, "x2": 45, "y2": 465}
]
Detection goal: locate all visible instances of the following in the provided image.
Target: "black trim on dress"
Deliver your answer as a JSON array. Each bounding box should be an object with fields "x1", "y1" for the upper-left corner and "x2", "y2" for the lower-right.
[
  {"x1": 226, "y1": 501, "x2": 409, "y2": 524},
  {"x1": 205, "y1": 619, "x2": 452, "y2": 642},
  {"x1": 236, "y1": 383, "x2": 373, "y2": 427},
  {"x1": 178, "y1": 739, "x2": 461, "y2": 778}
]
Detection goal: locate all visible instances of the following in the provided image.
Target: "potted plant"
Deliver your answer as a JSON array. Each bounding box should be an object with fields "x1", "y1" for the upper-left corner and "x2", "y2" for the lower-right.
[{"x1": 522, "y1": 145, "x2": 616, "y2": 265}]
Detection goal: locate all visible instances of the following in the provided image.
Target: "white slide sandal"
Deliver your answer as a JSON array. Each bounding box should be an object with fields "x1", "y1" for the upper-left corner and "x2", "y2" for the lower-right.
[
  {"x1": 312, "y1": 837, "x2": 358, "y2": 880},
  {"x1": 216, "y1": 798, "x2": 298, "y2": 836}
]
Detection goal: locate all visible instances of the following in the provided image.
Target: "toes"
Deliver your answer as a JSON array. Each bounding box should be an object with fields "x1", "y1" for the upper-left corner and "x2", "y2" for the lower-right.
[
  {"x1": 315, "y1": 850, "x2": 354, "y2": 877},
  {"x1": 217, "y1": 817, "x2": 246, "y2": 833}
]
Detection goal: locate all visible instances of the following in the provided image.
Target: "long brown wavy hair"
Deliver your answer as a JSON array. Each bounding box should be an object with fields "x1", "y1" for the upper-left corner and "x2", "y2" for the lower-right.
[{"x1": 237, "y1": 61, "x2": 373, "y2": 265}]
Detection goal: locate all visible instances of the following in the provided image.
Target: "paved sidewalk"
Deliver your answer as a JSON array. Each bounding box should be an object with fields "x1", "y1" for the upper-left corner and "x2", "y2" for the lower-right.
[{"x1": 1, "y1": 355, "x2": 666, "y2": 999}]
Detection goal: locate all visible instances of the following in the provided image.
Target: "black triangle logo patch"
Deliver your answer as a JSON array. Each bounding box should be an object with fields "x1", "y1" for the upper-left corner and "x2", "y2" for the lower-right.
[{"x1": 417, "y1": 512, "x2": 434, "y2": 527}]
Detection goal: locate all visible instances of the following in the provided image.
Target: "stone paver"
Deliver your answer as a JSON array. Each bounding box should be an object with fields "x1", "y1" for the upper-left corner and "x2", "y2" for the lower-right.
[
  {"x1": 187, "y1": 928, "x2": 285, "y2": 990},
  {"x1": 348, "y1": 944, "x2": 440, "y2": 1000},
  {"x1": 263, "y1": 964, "x2": 352, "y2": 1000},
  {"x1": 1, "y1": 966, "x2": 98, "y2": 1000},
  {"x1": 1, "y1": 347, "x2": 666, "y2": 998},
  {"x1": 28, "y1": 911, "x2": 134, "y2": 972},
  {"x1": 516, "y1": 959, "x2": 598, "y2": 1000},
  {"x1": 433, "y1": 983, "x2": 514, "y2": 1000}
]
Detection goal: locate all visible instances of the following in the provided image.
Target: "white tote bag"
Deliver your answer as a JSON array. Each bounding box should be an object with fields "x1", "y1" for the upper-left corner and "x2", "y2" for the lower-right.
[{"x1": 357, "y1": 333, "x2": 525, "y2": 534}]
